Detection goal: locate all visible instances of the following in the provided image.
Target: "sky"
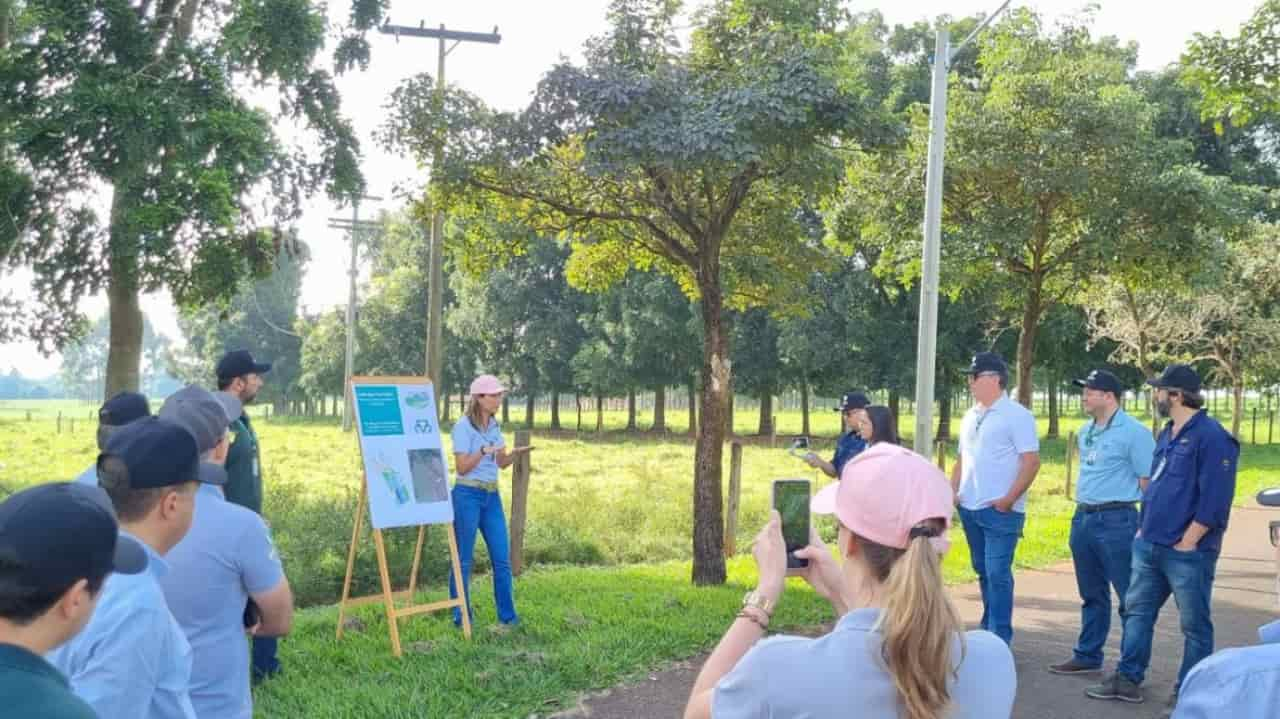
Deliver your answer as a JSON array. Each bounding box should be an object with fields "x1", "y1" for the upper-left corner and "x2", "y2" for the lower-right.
[{"x1": 0, "y1": 0, "x2": 1264, "y2": 379}]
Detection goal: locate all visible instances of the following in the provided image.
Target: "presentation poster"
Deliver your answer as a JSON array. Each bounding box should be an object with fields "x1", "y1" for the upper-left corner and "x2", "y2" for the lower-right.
[{"x1": 352, "y1": 382, "x2": 453, "y2": 529}]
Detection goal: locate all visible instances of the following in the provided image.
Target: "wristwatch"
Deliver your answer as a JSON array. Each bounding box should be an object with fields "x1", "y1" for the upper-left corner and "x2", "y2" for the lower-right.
[{"x1": 741, "y1": 590, "x2": 775, "y2": 616}]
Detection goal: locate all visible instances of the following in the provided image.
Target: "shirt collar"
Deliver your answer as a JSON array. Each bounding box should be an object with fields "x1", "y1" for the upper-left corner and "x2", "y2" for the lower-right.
[
  {"x1": 1260, "y1": 619, "x2": 1280, "y2": 645},
  {"x1": 196, "y1": 482, "x2": 225, "y2": 501},
  {"x1": 121, "y1": 530, "x2": 169, "y2": 579},
  {"x1": 834, "y1": 607, "x2": 882, "y2": 632},
  {"x1": 0, "y1": 643, "x2": 68, "y2": 687}
]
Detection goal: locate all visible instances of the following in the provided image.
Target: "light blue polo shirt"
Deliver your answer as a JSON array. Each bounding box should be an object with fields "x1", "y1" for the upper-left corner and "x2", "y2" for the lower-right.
[
  {"x1": 73, "y1": 464, "x2": 96, "y2": 485},
  {"x1": 713, "y1": 608, "x2": 1016, "y2": 718},
  {"x1": 1172, "y1": 620, "x2": 1280, "y2": 718},
  {"x1": 958, "y1": 395, "x2": 1040, "y2": 513},
  {"x1": 159, "y1": 484, "x2": 284, "y2": 719},
  {"x1": 451, "y1": 417, "x2": 505, "y2": 484},
  {"x1": 47, "y1": 533, "x2": 197, "y2": 719},
  {"x1": 1075, "y1": 408, "x2": 1156, "y2": 505}
]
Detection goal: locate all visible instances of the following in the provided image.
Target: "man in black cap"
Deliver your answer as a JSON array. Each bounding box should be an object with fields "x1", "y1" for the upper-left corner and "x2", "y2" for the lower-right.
[
  {"x1": 804, "y1": 390, "x2": 869, "y2": 478},
  {"x1": 1088, "y1": 364, "x2": 1239, "y2": 711},
  {"x1": 1049, "y1": 369, "x2": 1155, "y2": 677},
  {"x1": 74, "y1": 391, "x2": 151, "y2": 486},
  {"x1": 214, "y1": 349, "x2": 280, "y2": 681},
  {"x1": 47, "y1": 417, "x2": 226, "y2": 719},
  {"x1": 0, "y1": 482, "x2": 147, "y2": 718}
]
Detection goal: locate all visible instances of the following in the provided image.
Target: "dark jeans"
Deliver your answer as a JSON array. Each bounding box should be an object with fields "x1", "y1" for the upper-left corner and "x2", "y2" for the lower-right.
[
  {"x1": 448, "y1": 485, "x2": 519, "y2": 626},
  {"x1": 958, "y1": 505, "x2": 1025, "y2": 645},
  {"x1": 1069, "y1": 506, "x2": 1139, "y2": 667},
  {"x1": 1117, "y1": 536, "x2": 1218, "y2": 690},
  {"x1": 251, "y1": 636, "x2": 280, "y2": 680}
]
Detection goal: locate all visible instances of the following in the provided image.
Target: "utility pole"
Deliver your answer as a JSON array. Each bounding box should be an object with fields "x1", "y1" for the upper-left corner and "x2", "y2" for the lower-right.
[
  {"x1": 328, "y1": 195, "x2": 382, "y2": 431},
  {"x1": 912, "y1": 1, "x2": 1010, "y2": 458},
  {"x1": 379, "y1": 20, "x2": 500, "y2": 416}
]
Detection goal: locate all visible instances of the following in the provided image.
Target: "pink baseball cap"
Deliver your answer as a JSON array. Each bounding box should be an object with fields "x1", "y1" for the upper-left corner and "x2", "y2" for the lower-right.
[
  {"x1": 469, "y1": 374, "x2": 505, "y2": 396},
  {"x1": 811, "y1": 443, "x2": 955, "y2": 553}
]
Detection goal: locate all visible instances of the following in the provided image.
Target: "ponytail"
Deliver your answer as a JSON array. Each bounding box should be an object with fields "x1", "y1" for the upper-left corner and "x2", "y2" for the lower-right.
[{"x1": 853, "y1": 518, "x2": 963, "y2": 719}]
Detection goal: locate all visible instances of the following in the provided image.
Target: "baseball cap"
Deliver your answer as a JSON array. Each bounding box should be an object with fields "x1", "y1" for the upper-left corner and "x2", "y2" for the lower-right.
[
  {"x1": 0, "y1": 482, "x2": 147, "y2": 593},
  {"x1": 99, "y1": 416, "x2": 227, "y2": 489},
  {"x1": 158, "y1": 385, "x2": 236, "y2": 454},
  {"x1": 811, "y1": 443, "x2": 954, "y2": 552},
  {"x1": 966, "y1": 352, "x2": 1008, "y2": 376},
  {"x1": 469, "y1": 374, "x2": 505, "y2": 396},
  {"x1": 1258, "y1": 488, "x2": 1280, "y2": 507},
  {"x1": 216, "y1": 350, "x2": 272, "y2": 382},
  {"x1": 1074, "y1": 369, "x2": 1124, "y2": 397},
  {"x1": 834, "y1": 391, "x2": 870, "y2": 412},
  {"x1": 1146, "y1": 364, "x2": 1201, "y2": 394},
  {"x1": 212, "y1": 391, "x2": 243, "y2": 423},
  {"x1": 99, "y1": 391, "x2": 151, "y2": 427}
]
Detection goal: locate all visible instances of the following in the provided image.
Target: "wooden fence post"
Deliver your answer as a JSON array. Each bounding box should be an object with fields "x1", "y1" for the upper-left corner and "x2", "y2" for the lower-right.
[
  {"x1": 1270, "y1": 411, "x2": 1275, "y2": 445},
  {"x1": 509, "y1": 430, "x2": 532, "y2": 576},
  {"x1": 934, "y1": 438, "x2": 947, "y2": 474},
  {"x1": 770, "y1": 415, "x2": 777, "y2": 448},
  {"x1": 1064, "y1": 430, "x2": 1075, "y2": 500},
  {"x1": 70, "y1": 418, "x2": 75, "y2": 433},
  {"x1": 57, "y1": 412, "x2": 62, "y2": 434},
  {"x1": 25, "y1": 411, "x2": 31, "y2": 421},
  {"x1": 724, "y1": 441, "x2": 743, "y2": 558},
  {"x1": 1252, "y1": 407, "x2": 1258, "y2": 444}
]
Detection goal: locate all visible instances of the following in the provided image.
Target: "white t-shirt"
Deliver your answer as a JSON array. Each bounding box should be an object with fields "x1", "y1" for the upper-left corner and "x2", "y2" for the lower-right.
[{"x1": 957, "y1": 395, "x2": 1040, "y2": 512}]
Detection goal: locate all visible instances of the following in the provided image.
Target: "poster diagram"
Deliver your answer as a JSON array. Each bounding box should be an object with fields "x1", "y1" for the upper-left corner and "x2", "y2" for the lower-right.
[{"x1": 352, "y1": 382, "x2": 453, "y2": 528}]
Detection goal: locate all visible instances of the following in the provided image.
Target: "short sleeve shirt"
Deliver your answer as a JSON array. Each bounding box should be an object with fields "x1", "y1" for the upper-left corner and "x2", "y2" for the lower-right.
[
  {"x1": 832, "y1": 431, "x2": 867, "y2": 478},
  {"x1": 1075, "y1": 409, "x2": 1156, "y2": 505},
  {"x1": 451, "y1": 417, "x2": 505, "y2": 483},
  {"x1": 713, "y1": 608, "x2": 1016, "y2": 719},
  {"x1": 1172, "y1": 620, "x2": 1280, "y2": 718},
  {"x1": 159, "y1": 484, "x2": 285, "y2": 719},
  {"x1": 957, "y1": 395, "x2": 1040, "y2": 512}
]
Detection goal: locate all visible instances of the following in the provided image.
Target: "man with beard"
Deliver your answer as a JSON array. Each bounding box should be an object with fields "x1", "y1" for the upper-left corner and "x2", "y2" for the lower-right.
[
  {"x1": 1087, "y1": 364, "x2": 1239, "y2": 714},
  {"x1": 213, "y1": 349, "x2": 280, "y2": 682}
]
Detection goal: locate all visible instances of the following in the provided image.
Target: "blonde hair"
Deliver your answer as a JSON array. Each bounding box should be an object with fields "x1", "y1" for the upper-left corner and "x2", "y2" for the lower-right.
[
  {"x1": 853, "y1": 518, "x2": 964, "y2": 719},
  {"x1": 466, "y1": 395, "x2": 491, "y2": 433}
]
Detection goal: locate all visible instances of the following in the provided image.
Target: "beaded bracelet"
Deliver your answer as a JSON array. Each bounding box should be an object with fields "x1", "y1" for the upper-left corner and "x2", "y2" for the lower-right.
[{"x1": 736, "y1": 609, "x2": 769, "y2": 631}]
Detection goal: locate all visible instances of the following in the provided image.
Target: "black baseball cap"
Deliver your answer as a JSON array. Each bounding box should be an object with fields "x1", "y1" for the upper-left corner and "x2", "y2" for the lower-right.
[
  {"x1": 1146, "y1": 364, "x2": 1201, "y2": 394},
  {"x1": 216, "y1": 350, "x2": 272, "y2": 382},
  {"x1": 966, "y1": 352, "x2": 1008, "y2": 376},
  {"x1": 1074, "y1": 369, "x2": 1124, "y2": 397},
  {"x1": 0, "y1": 483, "x2": 147, "y2": 593},
  {"x1": 99, "y1": 392, "x2": 151, "y2": 427},
  {"x1": 834, "y1": 391, "x2": 870, "y2": 412},
  {"x1": 99, "y1": 417, "x2": 227, "y2": 489}
]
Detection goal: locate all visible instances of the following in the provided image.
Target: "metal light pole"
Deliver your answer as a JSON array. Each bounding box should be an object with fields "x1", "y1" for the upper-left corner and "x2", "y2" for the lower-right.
[{"x1": 912, "y1": 2, "x2": 1011, "y2": 458}]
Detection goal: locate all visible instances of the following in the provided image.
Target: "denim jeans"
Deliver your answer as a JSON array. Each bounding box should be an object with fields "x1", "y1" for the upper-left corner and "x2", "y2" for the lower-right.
[
  {"x1": 251, "y1": 636, "x2": 280, "y2": 680},
  {"x1": 449, "y1": 485, "x2": 519, "y2": 625},
  {"x1": 1069, "y1": 506, "x2": 1139, "y2": 667},
  {"x1": 958, "y1": 505, "x2": 1025, "y2": 645},
  {"x1": 1117, "y1": 536, "x2": 1217, "y2": 690}
]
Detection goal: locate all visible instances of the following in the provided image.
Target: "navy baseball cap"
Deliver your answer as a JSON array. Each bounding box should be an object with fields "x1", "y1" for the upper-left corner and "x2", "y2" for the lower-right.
[
  {"x1": 99, "y1": 417, "x2": 227, "y2": 489},
  {"x1": 1146, "y1": 364, "x2": 1201, "y2": 394},
  {"x1": 0, "y1": 483, "x2": 147, "y2": 593},
  {"x1": 216, "y1": 350, "x2": 272, "y2": 382},
  {"x1": 1074, "y1": 369, "x2": 1124, "y2": 397},
  {"x1": 99, "y1": 391, "x2": 151, "y2": 427},
  {"x1": 834, "y1": 391, "x2": 870, "y2": 412},
  {"x1": 966, "y1": 352, "x2": 1008, "y2": 376}
]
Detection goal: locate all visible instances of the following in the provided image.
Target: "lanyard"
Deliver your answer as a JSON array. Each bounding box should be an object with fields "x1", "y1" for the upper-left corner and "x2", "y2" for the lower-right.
[{"x1": 1085, "y1": 409, "x2": 1119, "y2": 447}]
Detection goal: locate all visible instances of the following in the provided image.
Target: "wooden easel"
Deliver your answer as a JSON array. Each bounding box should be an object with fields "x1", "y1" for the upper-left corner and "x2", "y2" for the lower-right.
[{"x1": 336, "y1": 376, "x2": 472, "y2": 657}]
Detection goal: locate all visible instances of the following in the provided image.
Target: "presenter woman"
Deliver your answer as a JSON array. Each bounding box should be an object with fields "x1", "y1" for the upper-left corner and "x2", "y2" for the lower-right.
[{"x1": 449, "y1": 374, "x2": 532, "y2": 628}]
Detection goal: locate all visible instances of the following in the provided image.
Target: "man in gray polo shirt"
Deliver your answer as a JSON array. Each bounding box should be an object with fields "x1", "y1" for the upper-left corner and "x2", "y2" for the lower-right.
[{"x1": 157, "y1": 386, "x2": 293, "y2": 719}]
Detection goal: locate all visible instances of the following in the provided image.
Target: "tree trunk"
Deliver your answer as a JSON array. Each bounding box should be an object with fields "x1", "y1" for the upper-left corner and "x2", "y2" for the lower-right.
[
  {"x1": 938, "y1": 377, "x2": 952, "y2": 441},
  {"x1": 1233, "y1": 379, "x2": 1244, "y2": 438},
  {"x1": 726, "y1": 390, "x2": 735, "y2": 438},
  {"x1": 1047, "y1": 375, "x2": 1060, "y2": 439},
  {"x1": 1015, "y1": 283, "x2": 1045, "y2": 409},
  {"x1": 273, "y1": 397, "x2": 287, "y2": 416},
  {"x1": 653, "y1": 384, "x2": 666, "y2": 432},
  {"x1": 687, "y1": 377, "x2": 697, "y2": 438},
  {"x1": 104, "y1": 187, "x2": 144, "y2": 399},
  {"x1": 576, "y1": 394, "x2": 582, "y2": 431},
  {"x1": 501, "y1": 395, "x2": 510, "y2": 424},
  {"x1": 595, "y1": 394, "x2": 604, "y2": 433},
  {"x1": 800, "y1": 380, "x2": 811, "y2": 437},
  {"x1": 550, "y1": 389, "x2": 561, "y2": 430},
  {"x1": 758, "y1": 392, "x2": 773, "y2": 436},
  {"x1": 692, "y1": 283, "x2": 729, "y2": 585},
  {"x1": 525, "y1": 391, "x2": 535, "y2": 429},
  {"x1": 626, "y1": 389, "x2": 637, "y2": 430},
  {"x1": 442, "y1": 387, "x2": 452, "y2": 421},
  {"x1": 888, "y1": 388, "x2": 901, "y2": 433},
  {"x1": 459, "y1": 391, "x2": 465, "y2": 418}
]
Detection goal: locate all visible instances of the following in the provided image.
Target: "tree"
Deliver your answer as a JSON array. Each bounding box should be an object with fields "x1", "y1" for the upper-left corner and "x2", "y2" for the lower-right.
[
  {"x1": 382, "y1": 0, "x2": 894, "y2": 584},
  {"x1": 60, "y1": 316, "x2": 110, "y2": 402},
  {"x1": 1184, "y1": 1, "x2": 1280, "y2": 131},
  {"x1": 615, "y1": 271, "x2": 700, "y2": 432},
  {"x1": 0, "y1": 0, "x2": 388, "y2": 398}
]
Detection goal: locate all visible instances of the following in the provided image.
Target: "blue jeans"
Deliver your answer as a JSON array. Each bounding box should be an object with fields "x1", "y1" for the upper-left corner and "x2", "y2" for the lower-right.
[
  {"x1": 449, "y1": 485, "x2": 518, "y2": 625},
  {"x1": 958, "y1": 505, "x2": 1025, "y2": 645},
  {"x1": 1117, "y1": 537, "x2": 1217, "y2": 690},
  {"x1": 1068, "y1": 506, "x2": 1138, "y2": 667},
  {"x1": 251, "y1": 636, "x2": 280, "y2": 680}
]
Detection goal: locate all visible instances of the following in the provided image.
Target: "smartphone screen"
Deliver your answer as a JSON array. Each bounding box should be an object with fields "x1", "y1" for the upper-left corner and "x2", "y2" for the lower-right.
[{"x1": 772, "y1": 479, "x2": 811, "y2": 568}]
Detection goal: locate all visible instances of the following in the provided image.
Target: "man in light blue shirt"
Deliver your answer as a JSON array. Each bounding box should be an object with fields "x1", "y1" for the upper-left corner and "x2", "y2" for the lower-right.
[
  {"x1": 1171, "y1": 486, "x2": 1280, "y2": 719},
  {"x1": 49, "y1": 417, "x2": 227, "y2": 719},
  {"x1": 1050, "y1": 369, "x2": 1155, "y2": 676}
]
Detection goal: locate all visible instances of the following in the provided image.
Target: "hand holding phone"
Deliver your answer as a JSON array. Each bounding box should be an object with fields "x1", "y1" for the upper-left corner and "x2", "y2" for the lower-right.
[{"x1": 772, "y1": 479, "x2": 811, "y2": 569}]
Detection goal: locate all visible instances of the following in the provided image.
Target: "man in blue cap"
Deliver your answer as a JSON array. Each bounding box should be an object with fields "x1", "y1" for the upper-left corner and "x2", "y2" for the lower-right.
[
  {"x1": 804, "y1": 390, "x2": 870, "y2": 478},
  {"x1": 0, "y1": 482, "x2": 147, "y2": 718},
  {"x1": 1088, "y1": 364, "x2": 1239, "y2": 712},
  {"x1": 48, "y1": 417, "x2": 227, "y2": 719},
  {"x1": 74, "y1": 391, "x2": 151, "y2": 485},
  {"x1": 1050, "y1": 369, "x2": 1155, "y2": 676}
]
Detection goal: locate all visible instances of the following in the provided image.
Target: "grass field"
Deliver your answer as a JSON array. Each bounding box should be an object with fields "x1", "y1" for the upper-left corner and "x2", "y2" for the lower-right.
[{"x1": 2, "y1": 400, "x2": 1277, "y2": 717}]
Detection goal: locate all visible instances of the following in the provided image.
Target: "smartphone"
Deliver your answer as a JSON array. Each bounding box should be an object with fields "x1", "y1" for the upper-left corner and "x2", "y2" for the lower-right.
[
  {"x1": 772, "y1": 479, "x2": 811, "y2": 568},
  {"x1": 787, "y1": 436, "x2": 811, "y2": 458},
  {"x1": 243, "y1": 598, "x2": 261, "y2": 628}
]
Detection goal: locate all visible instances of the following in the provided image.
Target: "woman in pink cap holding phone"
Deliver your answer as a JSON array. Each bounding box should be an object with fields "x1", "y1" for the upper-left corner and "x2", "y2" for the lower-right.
[
  {"x1": 685, "y1": 443, "x2": 1016, "y2": 719},
  {"x1": 448, "y1": 374, "x2": 533, "y2": 629}
]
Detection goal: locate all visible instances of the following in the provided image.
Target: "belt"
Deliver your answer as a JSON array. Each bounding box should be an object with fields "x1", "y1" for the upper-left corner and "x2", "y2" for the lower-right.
[
  {"x1": 1078, "y1": 501, "x2": 1136, "y2": 514},
  {"x1": 455, "y1": 477, "x2": 499, "y2": 493}
]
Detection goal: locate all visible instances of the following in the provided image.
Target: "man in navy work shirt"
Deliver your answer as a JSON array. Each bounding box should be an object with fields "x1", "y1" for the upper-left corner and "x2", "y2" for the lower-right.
[
  {"x1": 1088, "y1": 364, "x2": 1238, "y2": 711},
  {"x1": 1050, "y1": 369, "x2": 1155, "y2": 676},
  {"x1": 804, "y1": 390, "x2": 869, "y2": 478},
  {"x1": 1171, "y1": 487, "x2": 1280, "y2": 719},
  {"x1": 0, "y1": 482, "x2": 147, "y2": 718}
]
